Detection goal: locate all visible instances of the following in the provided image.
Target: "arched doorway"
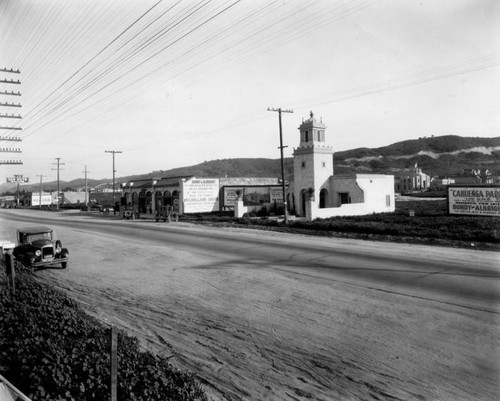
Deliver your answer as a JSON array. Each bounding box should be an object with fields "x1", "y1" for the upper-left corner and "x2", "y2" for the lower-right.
[
  {"x1": 319, "y1": 188, "x2": 328, "y2": 208},
  {"x1": 300, "y1": 189, "x2": 308, "y2": 216},
  {"x1": 172, "y1": 190, "x2": 180, "y2": 212},
  {"x1": 155, "y1": 191, "x2": 162, "y2": 208},
  {"x1": 138, "y1": 190, "x2": 146, "y2": 213},
  {"x1": 131, "y1": 192, "x2": 138, "y2": 208},
  {"x1": 146, "y1": 191, "x2": 153, "y2": 214},
  {"x1": 122, "y1": 192, "x2": 130, "y2": 205},
  {"x1": 163, "y1": 190, "x2": 172, "y2": 207}
]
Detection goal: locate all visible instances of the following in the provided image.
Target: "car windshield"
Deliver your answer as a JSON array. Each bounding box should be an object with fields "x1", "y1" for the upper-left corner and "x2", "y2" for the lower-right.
[{"x1": 26, "y1": 232, "x2": 52, "y2": 242}]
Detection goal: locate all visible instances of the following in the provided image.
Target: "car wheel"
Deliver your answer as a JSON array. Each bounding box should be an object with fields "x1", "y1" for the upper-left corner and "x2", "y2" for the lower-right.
[{"x1": 61, "y1": 261, "x2": 68, "y2": 269}]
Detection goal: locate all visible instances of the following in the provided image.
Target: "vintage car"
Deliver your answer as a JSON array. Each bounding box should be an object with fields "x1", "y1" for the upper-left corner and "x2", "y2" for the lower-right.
[
  {"x1": 13, "y1": 226, "x2": 69, "y2": 269},
  {"x1": 155, "y1": 205, "x2": 178, "y2": 222}
]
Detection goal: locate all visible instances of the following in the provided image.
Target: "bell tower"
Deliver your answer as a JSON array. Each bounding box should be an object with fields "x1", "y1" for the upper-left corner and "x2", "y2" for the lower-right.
[{"x1": 293, "y1": 111, "x2": 334, "y2": 216}]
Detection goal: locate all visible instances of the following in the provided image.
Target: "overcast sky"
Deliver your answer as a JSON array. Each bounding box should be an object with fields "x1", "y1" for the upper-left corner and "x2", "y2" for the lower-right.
[{"x1": 1, "y1": 0, "x2": 499, "y2": 183}]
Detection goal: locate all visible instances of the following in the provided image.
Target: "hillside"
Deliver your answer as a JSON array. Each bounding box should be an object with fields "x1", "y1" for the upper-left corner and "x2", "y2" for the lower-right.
[
  {"x1": 334, "y1": 135, "x2": 500, "y2": 176},
  {"x1": 1, "y1": 135, "x2": 499, "y2": 193}
]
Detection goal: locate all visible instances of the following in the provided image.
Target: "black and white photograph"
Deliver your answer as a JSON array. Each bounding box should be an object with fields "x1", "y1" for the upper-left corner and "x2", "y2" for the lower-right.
[{"x1": 0, "y1": 1, "x2": 499, "y2": 400}]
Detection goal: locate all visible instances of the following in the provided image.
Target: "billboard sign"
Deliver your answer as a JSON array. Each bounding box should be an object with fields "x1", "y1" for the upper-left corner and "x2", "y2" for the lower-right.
[
  {"x1": 448, "y1": 186, "x2": 500, "y2": 217},
  {"x1": 31, "y1": 192, "x2": 55, "y2": 206},
  {"x1": 223, "y1": 187, "x2": 244, "y2": 207},
  {"x1": 7, "y1": 175, "x2": 29, "y2": 183},
  {"x1": 223, "y1": 186, "x2": 284, "y2": 208},
  {"x1": 183, "y1": 178, "x2": 220, "y2": 213},
  {"x1": 269, "y1": 187, "x2": 284, "y2": 203}
]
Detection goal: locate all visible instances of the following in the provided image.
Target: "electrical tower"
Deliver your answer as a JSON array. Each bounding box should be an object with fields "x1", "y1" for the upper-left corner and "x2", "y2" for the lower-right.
[{"x1": 0, "y1": 68, "x2": 22, "y2": 166}]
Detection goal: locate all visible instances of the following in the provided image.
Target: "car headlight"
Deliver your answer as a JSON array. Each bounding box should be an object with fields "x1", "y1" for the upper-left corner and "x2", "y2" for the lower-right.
[
  {"x1": 35, "y1": 250, "x2": 41, "y2": 257},
  {"x1": 55, "y1": 246, "x2": 62, "y2": 254}
]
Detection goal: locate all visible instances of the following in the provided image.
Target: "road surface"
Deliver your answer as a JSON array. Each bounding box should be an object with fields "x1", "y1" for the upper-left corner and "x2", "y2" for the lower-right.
[{"x1": 1, "y1": 209, "x2": 499, "y2": 400}]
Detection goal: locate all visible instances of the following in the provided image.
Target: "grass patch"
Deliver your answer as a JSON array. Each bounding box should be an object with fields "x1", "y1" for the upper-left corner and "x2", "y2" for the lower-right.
[{"x1": 0, "y1": 269, "x2": 207, "y2": 401}]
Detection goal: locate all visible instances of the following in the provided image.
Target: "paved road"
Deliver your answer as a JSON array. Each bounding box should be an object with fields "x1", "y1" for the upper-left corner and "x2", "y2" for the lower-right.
[{"x1": 1, "y1": 209, "x2": 499, "y2": 400}]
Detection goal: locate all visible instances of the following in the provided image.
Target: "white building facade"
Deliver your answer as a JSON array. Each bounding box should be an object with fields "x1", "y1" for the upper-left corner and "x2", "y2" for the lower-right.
[{"x1": 289, "y1": 112, "x2": 395, "y2": 220}]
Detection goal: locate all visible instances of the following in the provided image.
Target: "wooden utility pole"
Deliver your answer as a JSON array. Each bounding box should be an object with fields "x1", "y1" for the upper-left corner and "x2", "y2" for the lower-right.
[
  {"x1": 110, "y1": 325, "x2": 118, "y2": 401},
  {"x1": 36, "y1": 174, "x2": 46, "y2": 209},
  {"x1": 105, "y1": 150, "x2": 122, "y2": 214},
  {"x1": 82, "y1": 165, "x2": 90, "y2": 206},
  {"x1": 0, "y1": 68, "x2": 22, "y2": 166},
  {"x1": 52, "y1": 158, "x2": 65, "y2": 210},
  {"x1": 268, "y1": 107, "x2": 293, "y2": 224}
]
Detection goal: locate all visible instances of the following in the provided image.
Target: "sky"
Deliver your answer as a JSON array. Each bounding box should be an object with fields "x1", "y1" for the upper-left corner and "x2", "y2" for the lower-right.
[{"x1": 0, "y1": 0, "x2": 499, "y2": 184}]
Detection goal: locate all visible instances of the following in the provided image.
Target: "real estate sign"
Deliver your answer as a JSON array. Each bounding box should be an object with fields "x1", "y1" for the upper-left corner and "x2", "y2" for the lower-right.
[
  {"x1": 448, "y1": 186, "x2": 500, "y2": 217},
  {"x1": 182, "y1": 178, "x2": 220, "y2": 213}
]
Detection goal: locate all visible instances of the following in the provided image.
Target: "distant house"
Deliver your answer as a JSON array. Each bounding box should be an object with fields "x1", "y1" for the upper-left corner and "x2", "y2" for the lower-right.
[
  {"x1": 394, "y1": 165, "x2": 430, "y2": 193},
  {"x1": 430, "y1": 176, "x2": 456, "y2": 192}
]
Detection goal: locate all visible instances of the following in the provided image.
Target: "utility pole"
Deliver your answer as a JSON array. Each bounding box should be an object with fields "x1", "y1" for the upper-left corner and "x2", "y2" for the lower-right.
[
  {"x1": 268, "y1": 107, "x2": 293, "y2": 224},
  {"x1": 36, "y1": 174, "x2": 46, "y2": 209},
  {"x1": 52, "y1": 157, "x2": 65, "y2": 210},
  {"x1": 0, "y1": 67, "x2": 22, "y2": 166},
  {"x1": 105, "y1": 150, "x2": 122, "y2": 214},
  {"x1": 82, "y1": 165, "x2": 90, "y2": 206}
]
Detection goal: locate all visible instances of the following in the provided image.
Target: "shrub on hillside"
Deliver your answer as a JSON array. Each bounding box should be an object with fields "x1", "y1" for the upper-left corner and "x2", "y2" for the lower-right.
[{"x1": 0, "y1": 270, "x2": 207, "y2": 401}]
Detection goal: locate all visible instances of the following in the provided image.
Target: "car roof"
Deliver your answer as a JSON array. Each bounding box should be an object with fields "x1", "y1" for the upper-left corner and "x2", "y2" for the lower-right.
[{"x1": 17, "y1": 226, "x2": 53, "y2": 234}]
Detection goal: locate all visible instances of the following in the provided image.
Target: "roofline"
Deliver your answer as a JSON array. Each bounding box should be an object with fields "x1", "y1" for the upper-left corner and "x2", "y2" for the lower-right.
[{"x1": 17, "y1": 225, "x2": 53, "y2": 234}]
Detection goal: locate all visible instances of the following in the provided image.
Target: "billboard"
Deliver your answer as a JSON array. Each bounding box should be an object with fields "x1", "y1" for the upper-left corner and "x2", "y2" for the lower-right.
[
  {"x1": 448, "y1": 186, "x2": 500, "y2": 217},
  {"x1": 183, "y1": 178, "x2": 220, "y2": 213},
  {"x1": 223, "y1": 186, "x2": 284, "y2": 208},
  {"x1": 31, "y1": 192, "x2": 55, "y2": 206}
]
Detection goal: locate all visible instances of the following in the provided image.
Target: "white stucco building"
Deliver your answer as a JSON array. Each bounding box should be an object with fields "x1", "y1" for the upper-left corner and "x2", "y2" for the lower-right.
[{"x1": 288, "y1": 112, "x2": 395, "y2": 220}]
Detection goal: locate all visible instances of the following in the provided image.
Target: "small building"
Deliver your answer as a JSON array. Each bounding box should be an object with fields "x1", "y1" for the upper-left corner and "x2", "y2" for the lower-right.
[
  {"x1": 430, "y1": 176, "x2": 456, "y2": 192},
  {"x1": 120, "y1": 176, "x2": 281, "y2": 215},
  {"x1": 394, "y1": 165, "x2": 431, "y2": 193}
]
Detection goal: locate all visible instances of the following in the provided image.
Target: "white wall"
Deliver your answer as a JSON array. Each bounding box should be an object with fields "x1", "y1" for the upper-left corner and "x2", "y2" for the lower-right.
[{"x1": 308, "y1": 174, "x2": 395, "y2": 220}]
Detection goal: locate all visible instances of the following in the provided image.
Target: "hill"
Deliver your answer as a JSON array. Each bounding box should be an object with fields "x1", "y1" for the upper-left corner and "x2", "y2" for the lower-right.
[
  {"x1": 1, "y1": 135, "x2": 499, "y2": 193},
  {"x1": 333, "y1": 135, "x2": 500, "y2": 176}
]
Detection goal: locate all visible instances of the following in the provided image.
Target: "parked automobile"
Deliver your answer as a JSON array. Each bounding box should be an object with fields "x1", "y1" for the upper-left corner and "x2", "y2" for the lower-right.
[
  {"x1": 13, "y1": 226, "x2": 69, "y2": 269},
  {"x1": 121, "y1": 203, "x2": 140, "y2": 220},
  {"x1": 155, "y1": 205, "x2": 179, "y2": 222}
]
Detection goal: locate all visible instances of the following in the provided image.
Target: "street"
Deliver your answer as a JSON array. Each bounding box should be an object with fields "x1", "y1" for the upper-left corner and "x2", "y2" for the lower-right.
[{"x1": 1, "y1": 209, "x2": 499, "y2": 400}]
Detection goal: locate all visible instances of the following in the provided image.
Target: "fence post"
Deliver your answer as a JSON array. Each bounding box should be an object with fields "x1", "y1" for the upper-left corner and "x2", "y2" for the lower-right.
[
  {"x1": 5, "y1": 252, "x2": 15, "y2": 297},
  {"x1": 111, "y1": 325, "x2": 117, "y2": 401}
]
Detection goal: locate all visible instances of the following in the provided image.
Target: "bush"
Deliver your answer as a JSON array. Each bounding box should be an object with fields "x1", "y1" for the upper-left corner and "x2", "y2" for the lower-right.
[{"x1": 0, "y1": 270, "x2": 207, "y2": 401}]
